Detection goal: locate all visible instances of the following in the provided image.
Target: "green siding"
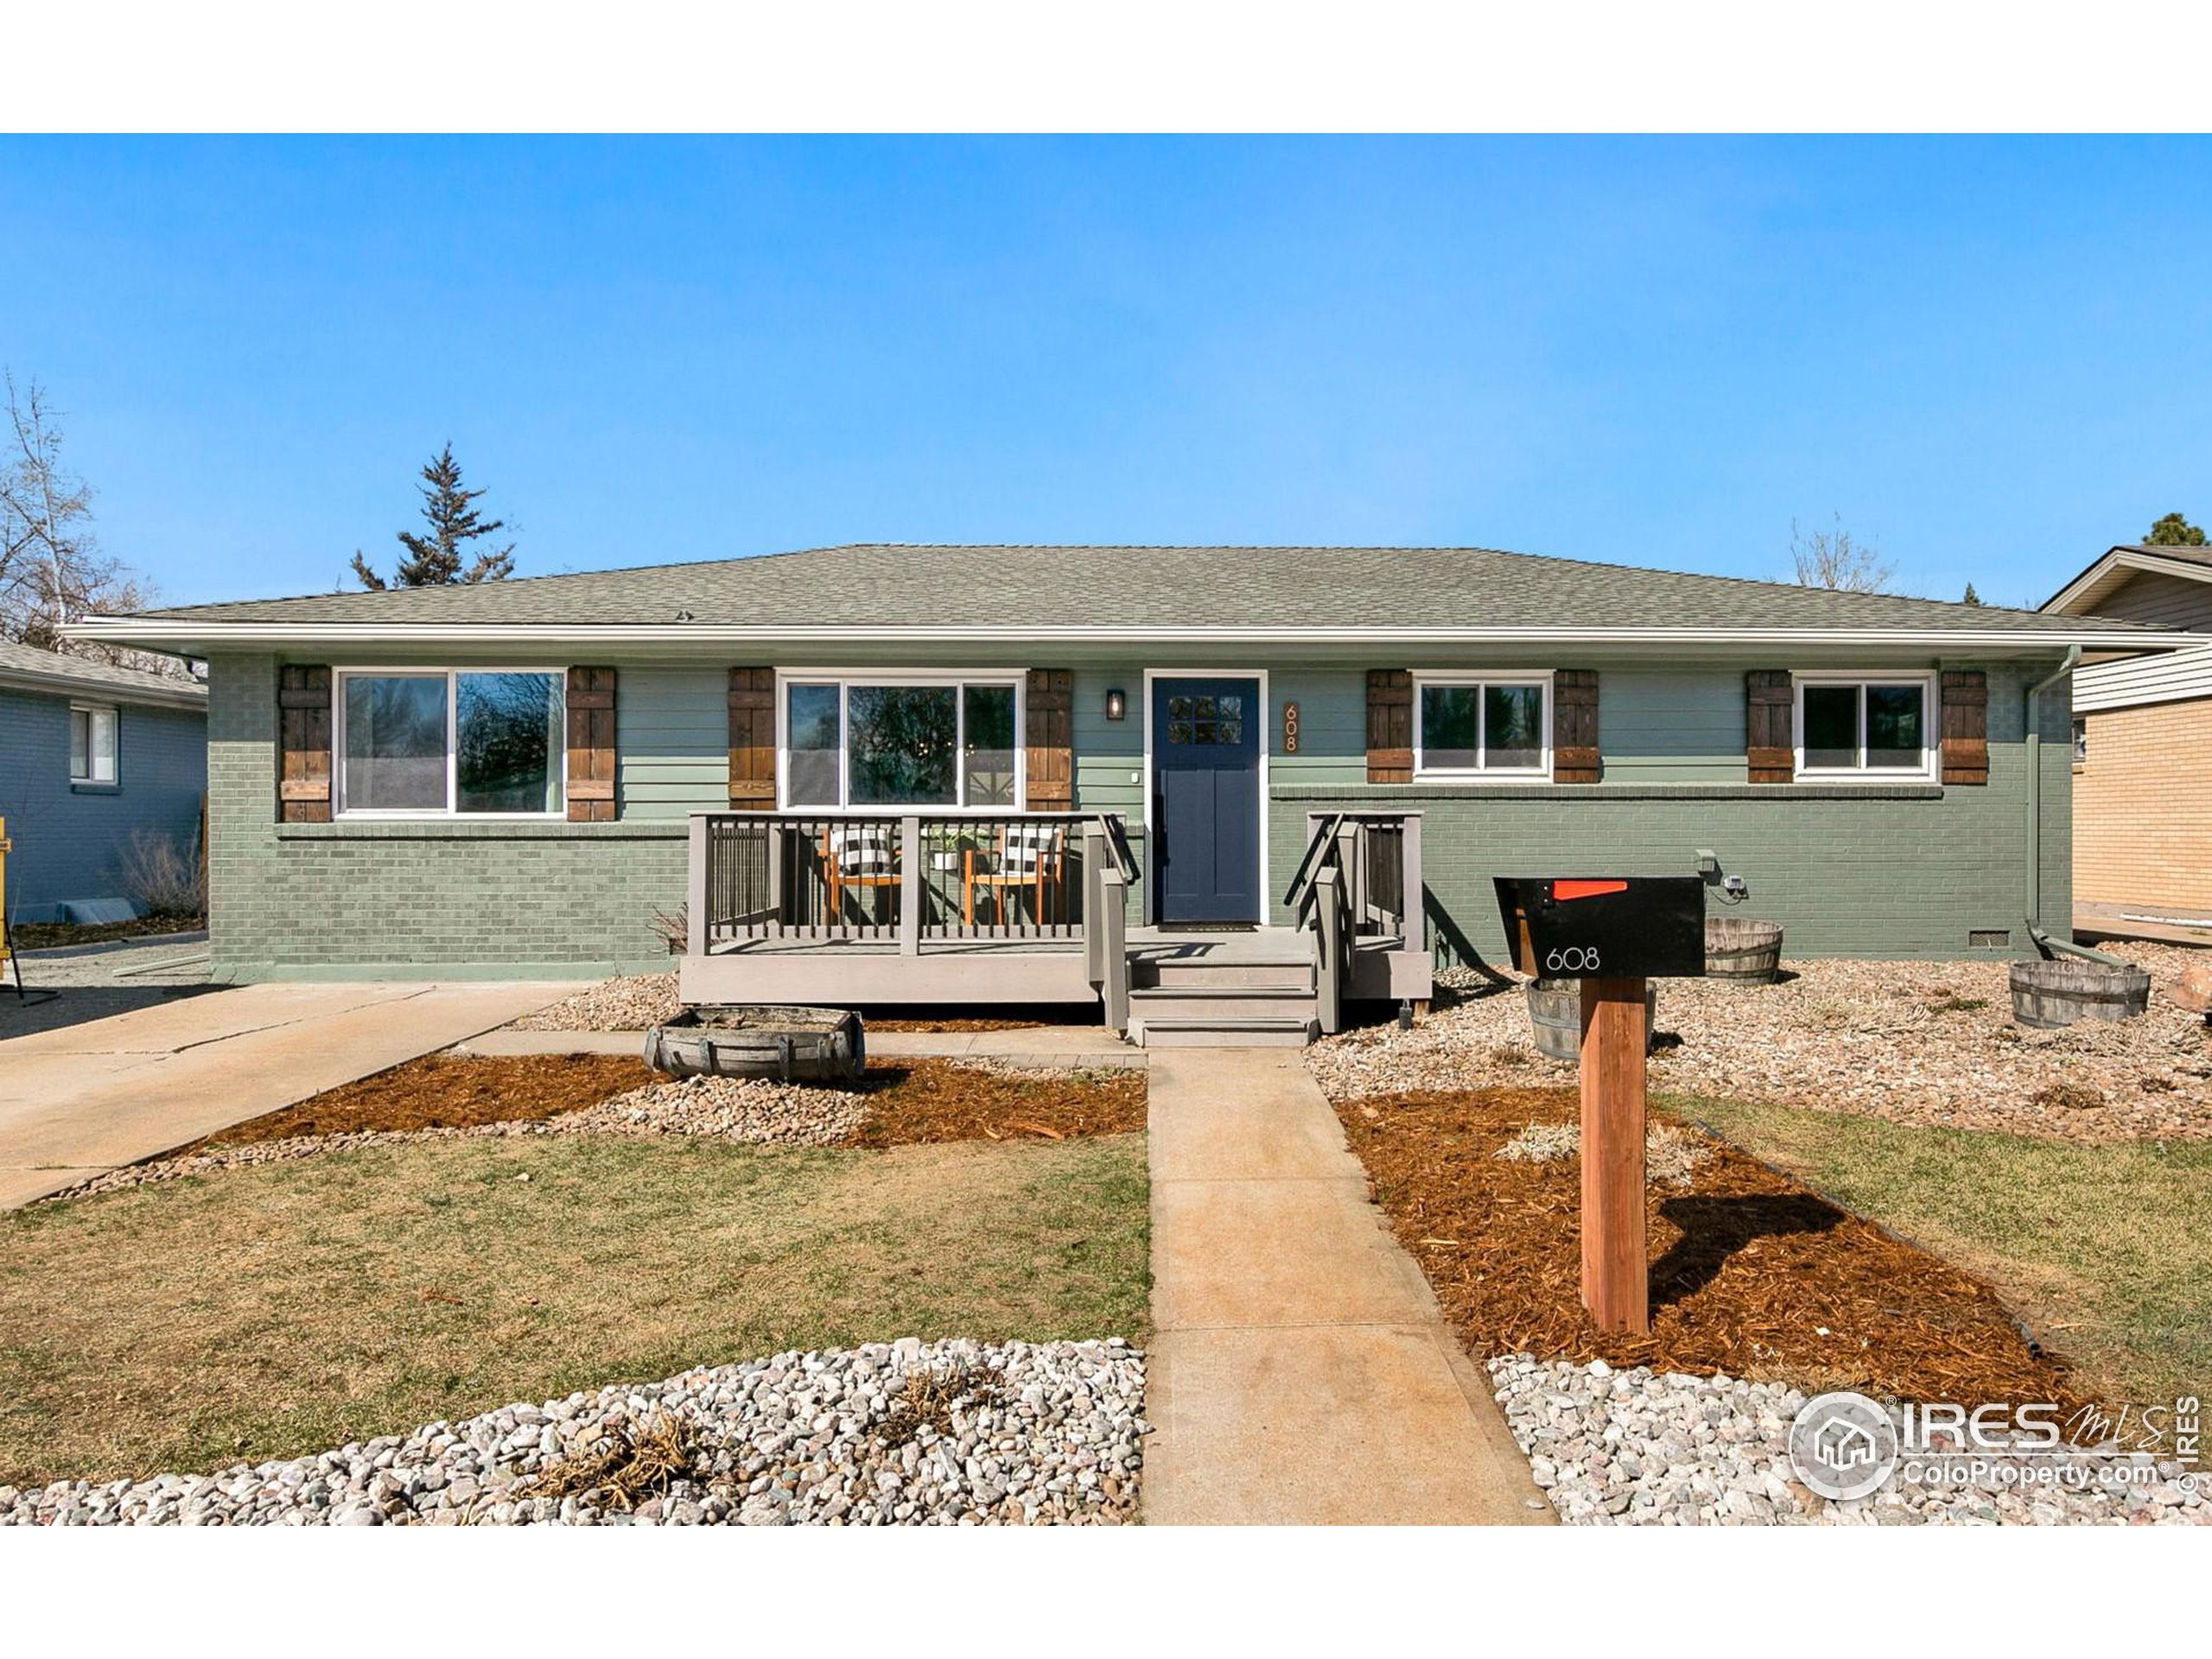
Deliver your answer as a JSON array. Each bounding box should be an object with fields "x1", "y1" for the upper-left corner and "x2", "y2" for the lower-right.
[
  {"x1": 617, "y1": 665, "x2": 726, "y2": 820},
  {"x1": 1599, "y1": 668, "x2": 1747, "y2": 782}
]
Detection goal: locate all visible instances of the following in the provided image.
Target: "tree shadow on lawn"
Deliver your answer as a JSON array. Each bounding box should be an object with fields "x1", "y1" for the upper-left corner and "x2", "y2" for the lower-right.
[{"x1": 1649, "y1": 1192, "x2": 1845, "y2": 1309}]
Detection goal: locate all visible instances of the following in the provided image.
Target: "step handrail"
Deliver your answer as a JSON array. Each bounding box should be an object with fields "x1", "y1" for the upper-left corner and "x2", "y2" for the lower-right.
[{"x1": 1281, "y1": 811, "x2": 1346, "y2": 918}]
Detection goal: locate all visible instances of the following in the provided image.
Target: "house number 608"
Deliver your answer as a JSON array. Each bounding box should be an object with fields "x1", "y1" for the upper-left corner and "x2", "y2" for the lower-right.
[
  {"x1": 1546, "y1": 946, "x2": 1599, "y2": 974},
  {"x1": 1281, "y1": 701, "x2": 1300, "y2": 753}
]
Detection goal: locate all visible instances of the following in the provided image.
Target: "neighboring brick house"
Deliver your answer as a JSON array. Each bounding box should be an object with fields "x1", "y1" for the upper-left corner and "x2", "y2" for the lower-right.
[
  {"x1": 2042, "y1": 543, "x2": 2212, "y2": 925},
  {"x1": 66, "y1": 544, "x2": 2181, "y2": 1039},
  {"x1": 0, "y1": 639, "x2": 208, "y2": 925}
]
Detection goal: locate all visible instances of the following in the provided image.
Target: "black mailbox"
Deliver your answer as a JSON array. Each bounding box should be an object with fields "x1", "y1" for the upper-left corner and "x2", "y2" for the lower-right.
[{"x1": 1491, "y1": 876, "x2": 1706, "y2": 980}]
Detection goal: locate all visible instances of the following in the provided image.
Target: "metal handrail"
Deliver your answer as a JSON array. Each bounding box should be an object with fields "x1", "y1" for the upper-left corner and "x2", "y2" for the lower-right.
[
  {"x1": 1098, "y1": 812, "x2": 1141, "y2": 886},
  {"x1": 1281, "y1": 811, "x2": 1346, "y2": 915}
]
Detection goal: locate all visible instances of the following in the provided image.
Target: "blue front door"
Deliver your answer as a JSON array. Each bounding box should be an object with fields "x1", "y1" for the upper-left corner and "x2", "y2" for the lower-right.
[{"x1": 1153, "y1": 677, "x2": 1262, "y2": 924}]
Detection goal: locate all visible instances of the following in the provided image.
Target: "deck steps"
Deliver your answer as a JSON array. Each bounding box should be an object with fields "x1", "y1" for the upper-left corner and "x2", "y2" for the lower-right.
[
  {"x1": 1129, "y1": 1015, "x2": 1320, "y2": 1049},
  {"x1": 1126, "y1": 945, "x2": 1320, "y2": 1047}
]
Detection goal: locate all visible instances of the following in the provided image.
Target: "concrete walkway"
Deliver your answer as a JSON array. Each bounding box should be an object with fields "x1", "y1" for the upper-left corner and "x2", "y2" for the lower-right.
[
  {"x1": 457, "y1": 1025, "x2": 1143, "y2": 1066},
  {"x1": 1141, "y1": 1049, "x2": 1547, "y2": 1525},
  {"x1": 0, "y1": 981, "x2": 582, "y2": 1208}
]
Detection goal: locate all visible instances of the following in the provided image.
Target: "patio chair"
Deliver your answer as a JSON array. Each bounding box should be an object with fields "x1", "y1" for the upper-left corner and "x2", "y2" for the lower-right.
[
  {"x1": 962, "y1": 820, "x2": 1067, "y2": 927},
  {"x1": 822, "y1": 822, "x2": 901, "y2": 924}
]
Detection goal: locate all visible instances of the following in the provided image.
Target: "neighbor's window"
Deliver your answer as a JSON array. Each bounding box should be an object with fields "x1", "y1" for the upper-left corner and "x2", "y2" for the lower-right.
[
  {"x1": 69, "y1": 704, "x2": 118, "y2": 785},
  {"x1": 336, "y1": 670, "x2": 563, "y2": 816},
  {"x1": 781, "y1": 677, "x2": 1020, "y2": 809},
  {"x1": 1795, "y1": 676, "x2": 1935, "y2": 779},
  {"x1": 1414, "y1": 675, "x2": 1550, "y2": 777},
  {"x1": 2072, "y1": 718, "x2": 2088, "y2": 766}
]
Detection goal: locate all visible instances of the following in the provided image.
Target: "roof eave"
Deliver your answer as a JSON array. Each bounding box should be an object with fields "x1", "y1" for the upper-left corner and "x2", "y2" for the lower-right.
[
  {"x1": 2042, "y1": 547, "x2": 2212, "y2": 616},
  {"x1": 0, "y1": 662, "x2": 209, "y2": 709},
  {"x1": 59, "y1": 617, "x2": 2192, "y2": 658}
]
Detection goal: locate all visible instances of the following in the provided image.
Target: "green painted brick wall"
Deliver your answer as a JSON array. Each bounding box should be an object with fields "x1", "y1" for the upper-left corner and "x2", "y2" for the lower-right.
[{"x1": 207, "y1": 654, "x2": 683, "y2": 980}]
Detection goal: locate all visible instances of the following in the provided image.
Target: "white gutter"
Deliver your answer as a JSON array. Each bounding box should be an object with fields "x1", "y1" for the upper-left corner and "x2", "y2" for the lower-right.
[
  {"x1": 2024, "y1": 646, "x2": 2080, "y2": 931},
  {"x1": 58, "y1": 619, "x2": 2200, "y2": 652}
]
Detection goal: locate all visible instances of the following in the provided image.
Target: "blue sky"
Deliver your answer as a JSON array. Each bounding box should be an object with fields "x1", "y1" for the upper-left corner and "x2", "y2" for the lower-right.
[{"x1": 2, "y1": 136, "x2": 2207, "y2": 612}]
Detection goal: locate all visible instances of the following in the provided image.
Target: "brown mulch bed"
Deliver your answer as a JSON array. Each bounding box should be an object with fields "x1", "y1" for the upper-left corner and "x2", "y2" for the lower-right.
[
  {"x1": 185, "y1": 1054, "x2": 659, "y2": 1152},
  {"x1": 1336, "y1": 1083, "x2": 2082, "y2": 1413},
  {"x1": 845, "y1": 1060, "x2": 1147, "y2": 1147},
  {"x1": 179, "y1": 1053, "x2": 1141, "y2": 1158}
]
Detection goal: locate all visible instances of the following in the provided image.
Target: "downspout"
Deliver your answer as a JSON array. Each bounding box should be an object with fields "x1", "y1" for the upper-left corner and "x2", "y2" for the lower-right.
[{"x1": 2023, "y1": 645, "x2": 2080, "y2": 931}]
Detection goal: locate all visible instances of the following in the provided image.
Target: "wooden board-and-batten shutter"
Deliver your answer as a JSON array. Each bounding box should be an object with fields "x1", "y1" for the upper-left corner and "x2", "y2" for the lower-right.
[
  {"x1": 1941, "y1": 670, "x2": 1989, "y2": 785},
  {"x1": 1553, "y1": 671, "x2": 1600, "y2": 784},
  {"x1": 1745, "y1": 670, "x2": 1795, "y2": 785},
  {"x1": 1026, "y1": 670, "x2": 1074, "y2": 810},
  {"x1": 276, "y1": 664, "x2": 332, "y2": 823},
  {"x1": 1366, "y1": 670, "x2": 1413, "y2": 783},
  {"x1": 565, "y1": 668, "x2": 617, "y2": 822},
  {"x1": 727, "y1": 668, "x2": 777, "y2": 807}
]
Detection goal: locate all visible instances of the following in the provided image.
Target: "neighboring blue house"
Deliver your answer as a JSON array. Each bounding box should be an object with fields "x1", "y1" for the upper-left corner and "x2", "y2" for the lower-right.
[{"x1": 0, "y1": 639, "x2": 207, "y2": 925}]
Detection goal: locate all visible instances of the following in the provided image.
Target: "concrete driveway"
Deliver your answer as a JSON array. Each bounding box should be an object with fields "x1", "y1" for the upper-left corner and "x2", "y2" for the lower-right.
[{"x1": 0, "y1": 981, "x2": 583, "y2": 1208}]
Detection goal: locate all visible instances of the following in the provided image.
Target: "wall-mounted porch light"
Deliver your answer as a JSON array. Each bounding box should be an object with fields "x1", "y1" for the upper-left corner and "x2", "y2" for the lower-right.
[{"x1": 1104, "y1": 687, "x2": 1128, "y2": 721}]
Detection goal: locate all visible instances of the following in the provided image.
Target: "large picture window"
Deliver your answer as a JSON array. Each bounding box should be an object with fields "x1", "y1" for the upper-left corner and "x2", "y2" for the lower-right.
[
  {"x1": 335, "y1": 670, "x2": 564, "y2": 816},
  {"x1": 1794, "y1": 675, "x2": 1936, "y2": 779},
  {"x1": 1414, "y1": 674, "x2": 1551, "y2": 778},
  {"x1": 781, "y1": 677, "x2": 1021, "y2": 810}
]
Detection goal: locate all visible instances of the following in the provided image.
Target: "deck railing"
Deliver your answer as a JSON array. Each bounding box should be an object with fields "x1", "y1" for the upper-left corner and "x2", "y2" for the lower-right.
[
  {"x1": 686, "y1": 810, "x2": 1136, "y2": 1018},
  {"x1": 1285, "y1": 810, "x2": 1423, "y2": 1033}
]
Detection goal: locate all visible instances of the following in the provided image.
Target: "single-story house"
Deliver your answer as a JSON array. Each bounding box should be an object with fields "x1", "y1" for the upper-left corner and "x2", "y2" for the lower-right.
[
  {"x1": 0, "y1": 639, "x2": 208, "y2": 925},
  {"x1": 2040, "y1": 542, "x2": 2212, "y2": 927},
  {"x1": 67, "y1": 544, "x2": 2181, "y2": 1044}
]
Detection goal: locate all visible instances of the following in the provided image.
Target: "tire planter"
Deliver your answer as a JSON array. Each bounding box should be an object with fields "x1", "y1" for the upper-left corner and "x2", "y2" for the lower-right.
[
  {"x1": 1704, "y1": 917, "x2": 1784, "y2": 983},
  {"x1": 643, "y1": 1005, "x2": 866, "y2": 1084},
  {"x1": 1526, "y1": 978, "x2": 1658, "y2": 1063},
  {"x1": 2008, "y1": 960, "x2": 2151, "y2": 1029}
]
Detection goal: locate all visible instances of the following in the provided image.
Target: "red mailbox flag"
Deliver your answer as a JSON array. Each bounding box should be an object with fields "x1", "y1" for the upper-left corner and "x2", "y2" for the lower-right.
[{"x1": 1552, "y1": 879, "x2": 1629, "y2": 902}]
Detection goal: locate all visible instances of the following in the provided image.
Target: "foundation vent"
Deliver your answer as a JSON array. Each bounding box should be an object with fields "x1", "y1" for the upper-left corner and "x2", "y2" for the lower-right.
[{"x1": 1967, "y1": 929, "x2": 2012, "y2": 950}]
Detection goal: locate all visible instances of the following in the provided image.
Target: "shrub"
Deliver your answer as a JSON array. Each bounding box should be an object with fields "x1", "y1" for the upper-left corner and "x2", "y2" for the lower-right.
[{"x1": 115, "y1": 827, "x2": 205, "y2": 918}]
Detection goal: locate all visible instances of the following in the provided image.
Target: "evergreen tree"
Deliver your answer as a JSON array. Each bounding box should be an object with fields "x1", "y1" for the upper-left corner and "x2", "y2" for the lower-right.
[
  {"x1": 1961, "y1": 582, "x2": 1982, "y2": 606},
  {"x1": 2144, "y1": 512, "x2": 2207, "y2": 548},
  {"x1": 351, "y1": 445, "x2": 516, "y2": 589}
]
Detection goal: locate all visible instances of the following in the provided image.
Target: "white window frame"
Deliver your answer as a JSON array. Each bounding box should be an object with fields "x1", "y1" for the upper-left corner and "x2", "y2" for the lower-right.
[
  {"x1": 69, "y1": 702, "x2": 119, "y2": 785},
  {"x1": 331, "y1": 666, "x2": 569, "y2": 819},
  {"x1": 1792, "y1": 671, "x2": 1940, "y2": 783},
  {"x1": 775, "y1": 670, "x2": 1027, "y2": 813},
  {"x1": 1411, "y1": 671, "x2": 1554, "y2": 780}
]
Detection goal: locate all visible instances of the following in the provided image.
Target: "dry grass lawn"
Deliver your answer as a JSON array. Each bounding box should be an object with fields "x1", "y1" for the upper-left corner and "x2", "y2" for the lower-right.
[
  {"x1": 0, "y1": 1131, "x2": 1147, "y2": 1489},
  {"x1": 1662, "y1": 1092, "x2": 2212, "y2": 1409}
]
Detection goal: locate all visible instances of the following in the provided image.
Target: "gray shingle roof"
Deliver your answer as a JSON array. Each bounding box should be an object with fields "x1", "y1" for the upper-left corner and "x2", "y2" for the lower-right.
[
  {"x1": 103, "y1": 543, "x2": 2156, "y2": 635},
  {"x1": 0, "y1": 638, "x2": 207, "y2": 703}
]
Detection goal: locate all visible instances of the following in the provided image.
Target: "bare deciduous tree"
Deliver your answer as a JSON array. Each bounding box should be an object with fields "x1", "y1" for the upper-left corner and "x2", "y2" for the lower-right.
[
  {"x1": 1789, "y1": 514, "x2": 1895, "y2": 594},
  {"x1": 0, "y1": 371, "x2": 184, "y2": 675}
]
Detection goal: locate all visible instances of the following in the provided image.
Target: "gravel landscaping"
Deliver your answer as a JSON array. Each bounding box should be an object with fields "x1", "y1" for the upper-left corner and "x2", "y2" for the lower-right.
[
  {"x1": 511, "y1": 972, "x2": 683, "y2": 1031},
  {"x1": 1490, "y1": 1355, "x2": 2207, "y2": 1526},
  {"x1": 1312, "y1": 944, "x2": 2212, "y2": 1140},
  {"x1": 0, "y1": 1338, "x2": 1145, "y2": 1526}
]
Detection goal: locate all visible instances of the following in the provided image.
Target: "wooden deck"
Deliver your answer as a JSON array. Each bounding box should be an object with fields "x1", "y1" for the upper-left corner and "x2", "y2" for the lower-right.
[{"x1": 680, "y1": 808, "x2": 1430, "y2": 1041}]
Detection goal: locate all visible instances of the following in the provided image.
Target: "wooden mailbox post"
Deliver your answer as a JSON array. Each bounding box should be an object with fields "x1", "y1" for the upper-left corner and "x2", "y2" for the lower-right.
[{"x1": 1494, "y1": 876, "x2": 1705, "y2": 1336}]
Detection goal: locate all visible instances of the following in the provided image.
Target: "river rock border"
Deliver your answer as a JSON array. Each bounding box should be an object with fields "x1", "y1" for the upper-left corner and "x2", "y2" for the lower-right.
[
  {"x1": 1490, "y1": 1355, "x2": 2207, "y2": 1525},
  {"x1": 0, "y1": 1338, "x2": 1145, "y2": 1526}
]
